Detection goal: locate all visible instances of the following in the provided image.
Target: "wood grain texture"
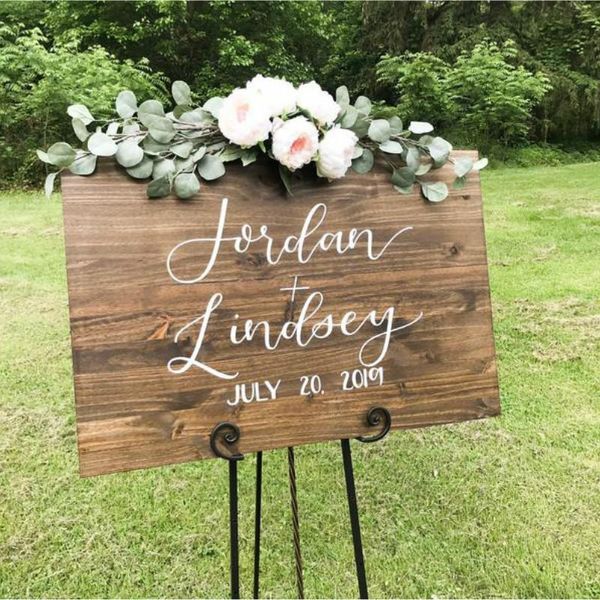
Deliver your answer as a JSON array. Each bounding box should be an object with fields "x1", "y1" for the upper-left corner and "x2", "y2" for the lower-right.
[{"x1": 61, "y1": 151, "x2": 500, "y2": 476}]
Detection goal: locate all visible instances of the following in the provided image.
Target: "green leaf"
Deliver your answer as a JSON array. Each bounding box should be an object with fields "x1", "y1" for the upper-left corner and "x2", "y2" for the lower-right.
[
  {"x1": 379, "y1": 140, "x2": 403, "y2": 154},
  {"x1": 172, "y1": 80, "x2": 192, "y2": 106},
  {"x1": 126, "y1": 156, "x2": 153, "y2": 179},
  {"x1": 368, "y1": 119, "x2": 390, "y2": 143},
  {"x1": 336, "y1": 86, "x2": 350, "y2": 110},
  {"x1": 72, "y1": 118, "x2": 89, "y2": 142},
  {"x1": 174, "y1": 172, "x2": 200, "y2": 199},
  {"x1": 47, "y1": 142, "x2": 76, "y2": 167},
  {"x1": 88, "y1": 132, "x2": 118, "y2": 157},
  {"x1": 147, "y1": 175, "x2": 171, "y2": 199},
  {"x1": 180, "y1": 109, "x2": 211, "y2": 125},
  {"x1": 473, "y1": 157, "x2": 489, "y2": 171},
  {"x1": 191, "y1": 147, "x2": 207, "y2": 162},
  {"x1": 391, "y1": 167, "x2": 415, "y2": 188},
  {"x1": 36, "y1": 149, "x2": 51, "y2": 164},
  {"x1": 389, "y1": 116, "x2": 403, "y2": 134},
  {"x1": 351, "y1": 116, "x2": 369, "y2": 138},
  {"x1": 415, "y1": 162, "x2": 432, "y2": 176},
  {"x1": 152, "y1": 158, "x2": 176, "y2": 180},
  {"x1": 420, "y1": 181, "x2": 448, "y2": 203},
  {"x1": 173, "y1": 104, "x2": 192, "y2": 119},
  {"x1": 116, "y1": 140, "x2": 144, "y2": 167},
  {"x1": 351, "y1": 148, "x2": 374, "y2": 174},
  {"x1": 354, "y1": 96, "x2": 372, "y2": 116},
  {"x1": 67, "y1": 104, "x2": 93, "y2": 125},
  {"x1": 171, "y1": 141, "x2": 193, "y2": 159},
  {"x1": 453, "y1": 176, "x2": 467, "y2": 189},
  {"x1": 143, "y1": 136, "x2": 171, "y2": 154},
  {"x1": 203, "y1": 97, "x2": 224, "y2": 119},
  {"x1": 352, "y1": 146, "x2": 364, "y2": 159},
  {"x1": 220, "y1": 146, "x2": 243, "y2": 162},
  {"x1": 393, "y1": 184, "x2": 413, "y2": 195},
  {"x1": 138, "y1": 99, "x2": 164, "y2": 127},
  {"x1": 69, "y1": 152, "x2": 97, "y2": 175},
  {"x1": 44, "y1": 171, "x2": 58, "y2": 198},
  {"x1": 148, "y1": 116, "x2": 175, "y2": 144},
  {"x1": 428, "y1": 136, "x2": 452, "y2": 164},
  {"x1": 197, "y1": 154, "x2": 225, "y2": 180},
  {"x1": 454, "y1": 157, "x2": 473, "y2": 178},
  {"x1": 123, "y1": 123, "x2": 141, "y2": 135},
  {"x1": 409, "y1": 121, "x2": 433, "y2": 134},
  {"x1": 278, "y1": 165, "x2": 293, "y2": 196},
  {"x1": 116, "y1": 90, "x2": 137, "y2": 119},
  {"x1": 241, "y1": 149, "x2": 257, "y2": 166},
  {"x1": 406, "y1": 147, "x2": 420, "y2": 171},
  {"x1": 341, "y1": 106, "x2": 358, "y2": 128}
]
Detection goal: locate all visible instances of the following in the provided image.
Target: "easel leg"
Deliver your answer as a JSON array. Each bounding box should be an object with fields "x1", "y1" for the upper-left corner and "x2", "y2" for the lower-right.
[
  {"x1": 253, "y1": 451, "x2": 263, "y2": 599},
  {"x1": 287, "y1": 447, "x2": 304, "y2": 599},
  {"x1": 229, "y1": 459, "x2": 240, "y2": 599},
  {"x1": 341, "y1": 438, "x2": 368, "y2": 599}
]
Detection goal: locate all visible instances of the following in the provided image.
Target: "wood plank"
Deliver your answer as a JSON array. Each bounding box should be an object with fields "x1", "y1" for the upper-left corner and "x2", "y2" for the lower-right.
[{"x1": 61, "y1": 151, "x2": 500, "y2": 476}]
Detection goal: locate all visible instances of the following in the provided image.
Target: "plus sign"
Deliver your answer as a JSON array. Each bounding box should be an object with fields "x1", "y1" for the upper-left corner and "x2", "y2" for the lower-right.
[{"x1": 280, "y1": 275, "x2": 310, "y2": 303}]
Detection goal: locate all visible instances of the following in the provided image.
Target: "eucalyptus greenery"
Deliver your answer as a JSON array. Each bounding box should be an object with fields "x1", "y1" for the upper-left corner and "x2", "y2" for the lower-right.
[{"x1": 39, "y1": 78, "x2": 487, "y2": 201}]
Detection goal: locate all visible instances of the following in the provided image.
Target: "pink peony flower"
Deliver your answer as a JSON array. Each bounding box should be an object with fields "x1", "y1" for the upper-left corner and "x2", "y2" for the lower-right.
[
  {"x1": 296, "y1": 81, "x2": 340, "y2": 127},
  {"x1": 218, "y1": 88, "x2": 272, "y2": 147},
  {"x1": 316, "y1": 127, "x2": 358, "y2": 180},
  {"x1": 246, "y1": 75, "x2": 296, "y2": 118},
  {"x1": 271, "y1": 116, "x2": 319, "y2": 171}
]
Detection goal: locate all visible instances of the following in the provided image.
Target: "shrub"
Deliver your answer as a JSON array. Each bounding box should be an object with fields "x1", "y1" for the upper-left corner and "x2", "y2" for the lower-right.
[{"x1": 0, "y1": 25, "x2": 167, "y2": 186}]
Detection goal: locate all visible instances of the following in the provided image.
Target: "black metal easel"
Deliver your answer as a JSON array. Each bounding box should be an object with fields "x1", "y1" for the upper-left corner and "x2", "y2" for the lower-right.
[{"x1": 211, "y1": 406, "x2": 391, "y2": 599}]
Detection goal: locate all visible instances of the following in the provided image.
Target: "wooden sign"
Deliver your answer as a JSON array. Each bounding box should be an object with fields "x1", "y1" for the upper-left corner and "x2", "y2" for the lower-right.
[{"x1": 62, "y1": 151, "x2": 499, "y2": 476}]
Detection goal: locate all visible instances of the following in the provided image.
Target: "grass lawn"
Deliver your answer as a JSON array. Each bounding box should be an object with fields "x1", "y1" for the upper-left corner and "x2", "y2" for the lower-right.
[{"x1": 1, "y1": 163, "x2": 599, "y2": 598}]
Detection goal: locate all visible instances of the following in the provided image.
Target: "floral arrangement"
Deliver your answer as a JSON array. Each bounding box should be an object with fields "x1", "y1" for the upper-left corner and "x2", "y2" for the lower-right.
[{"x1": 39, "y1": 75, "x2": 487, "y2": 201}]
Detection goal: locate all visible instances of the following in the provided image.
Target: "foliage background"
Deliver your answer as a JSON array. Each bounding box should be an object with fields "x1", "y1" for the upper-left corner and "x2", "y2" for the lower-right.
[{"x1": 1, "y1": 0, "x2": 600, "y2": 186}]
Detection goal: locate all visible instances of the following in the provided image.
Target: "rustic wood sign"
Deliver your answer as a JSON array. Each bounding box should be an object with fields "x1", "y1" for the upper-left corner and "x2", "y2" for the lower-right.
[{"x1": 61, "y1": 151, "x2": 499, "y2": 476}]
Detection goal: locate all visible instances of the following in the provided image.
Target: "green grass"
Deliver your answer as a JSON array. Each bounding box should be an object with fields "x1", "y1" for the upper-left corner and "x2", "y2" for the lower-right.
[{"x1": 1, "y1": 163, "x2": 599, "y2": 598}]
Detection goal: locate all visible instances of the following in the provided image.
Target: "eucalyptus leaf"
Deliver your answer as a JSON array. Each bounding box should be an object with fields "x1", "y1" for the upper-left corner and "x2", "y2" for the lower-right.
[
  {"x1": 147, "y1": 175, "x2": 171, "y2": 199},
  {"x1": 352, "y1": 146, "x2": 364, "y2": 159},
  {"x1": 350, "y1": 116, "x2": 369, "y2": 137},
  {"x1": 47, "y1": 142, "x2": 76, "y2": 167},
  {"x1": 87, "y1": 132, "x2": 118, "y2": 157},
  {"x1": 69, "y1": 152, "x2": 97, "y2": 175},
  {"x1": 409, "y1": 121, "x2": 434, "y2": 134},
  {"x1": 473, "y1": 157, "x2": 489, "y2": 171},
  {"x1": 116, "y1": 90, "x2": 137, "y2": 119},
  {"x1": 220, "y1": 146, "x2": 243, "y2": 162},
  {"x1": 153, "y1": 158, "x2": 176, "y2": 180},
  {"x1": 171, "y1": 140, "x2": 193, "y2": 159},
  {"x1": 44, "y1": 171, "x2": 58, "y2": 198},
  {"x1": 123, "y1": 123, "x2": 141, "y2": 135},
  {"x1": 138, "y1": 99, "x2": 164, "y2": 127},
  {"x1": 336, "y1": 86, "x2": 350, "y2": 110},
  {"x1": 72, "y1": 118, "x2": 89, "y2": 142},
  {"x1": 354, "y1": 96, "x2": 372, "y2": 116},
  {"x1": 278, "y1": 165, "x2": 293, "y2": 195},
  {"x1": 126, "y1": 156, "x2": 153, "y2": 179},
  {"x1": 454, "y1": 157, "x2": 473, "y2": 178},
  {"x1": 143, "y1": 136, "x2": 171, "y2": 154},
  {"x1": 198, "y1": 154, "x2": 225, "y2": 180},
  {"x1": 453, "y1": 176, "x2": 467, "y2": 189},
  {"x1": 173, "y1": 104, "x2": 192, "y2": 119},
  {"x1": 389, "y1": 116, "x2": 403, "y2": 134},
  {"x1": 241, "y1": 149, "x2": 257, "y2": 166},
  {"x1": 174, "y1": 172, "x2": 200, "y2": 199},
  {"x1": 393, "y1": 184, "x2": 413, "y2": 195},
  {"x1": 180, "y1": 109, "x2": 211, "y2": 125},
  {"x1": 406, "y1": 147, "x2": 420, "y2": 171},
  {"x1": 148, "y1": 116, "x2": 175, "y2": 144},
  {"x1": 415, "y1": 162, "x2": 432, "y2": 176},
  {"x1": 116, "y1": 140, "x2": 144, "y2": 167},
  {"x1": 36, "y1": 149, "x2": 51, "y2": 164},
  {"x1": 351, "y1": 148, "x2": 374, "y2": 174},
  {"x1": 428, "y1": 136, "x2": 452, "y2": 163},
  {"x1": 379, "y1": 140, "x2": 403, "y2": 154},
  {"x1": 391, "y1": 167, "x2": 415, "y2": 188},
  {"x1": 172, "y1": 80, "x2": 192, "y2": 105},
  {"x1": 368, "y1": 119, "x2": 391, "y2": 143},
  {"x1": 191, "y1": 146, "x2": 207, "y2": 162},
  {"x1": 203, "y1": 97, "x2": 224, "y2": 119},
  {"x1": 67, "y1": 104, "x2": 94, "y2": 125},
  {"x1": 420, "y1": 181, "x2": 448, "y2": 203},
  {"x1": 106, "y1": 122, "x2": 119, "y2": 136},
  {"x1": 341, "y1": 105, "x2": 358, "y2": 128}
]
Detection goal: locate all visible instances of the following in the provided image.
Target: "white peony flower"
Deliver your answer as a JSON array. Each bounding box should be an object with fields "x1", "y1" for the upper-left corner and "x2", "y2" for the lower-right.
[
  {"x1": 271, "y1": 116, "x2": 319, "y2": 171},
  {"x1": 296, "y1": 81, "x2": 340, "y2": 127},
  {"x1": 246, "y1": 75, "x2": 296, "y2": 118},
  {"x1": 316, "y1": 127, "x2": 358, "y2": 180},
  {"x1": 218, "y1": 88, "x2": 272, "y2": 147}
]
